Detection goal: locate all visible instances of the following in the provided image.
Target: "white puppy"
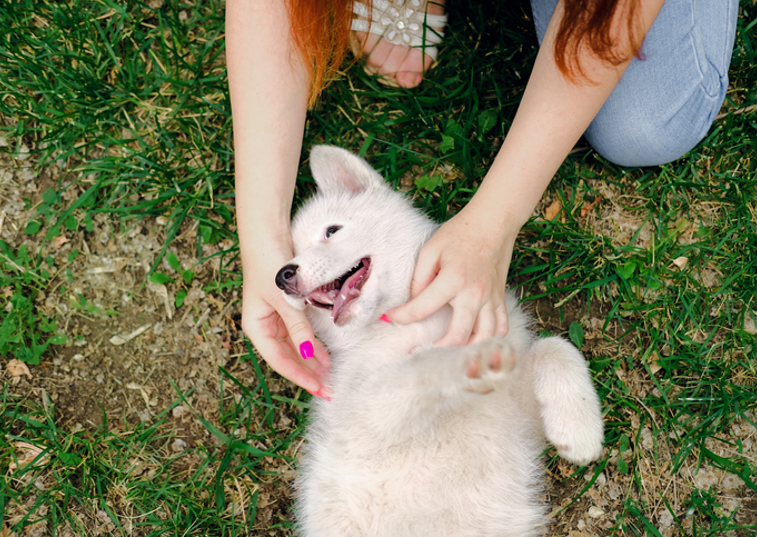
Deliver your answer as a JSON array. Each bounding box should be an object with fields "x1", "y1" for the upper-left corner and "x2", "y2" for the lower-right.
[{"x1": 276, "y1": 146, "x2": 604, "y2": 537}]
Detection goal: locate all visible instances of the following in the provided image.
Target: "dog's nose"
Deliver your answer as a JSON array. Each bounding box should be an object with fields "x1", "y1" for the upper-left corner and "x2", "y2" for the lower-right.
[{"x1": 275, "y1": 264, "x2": 299, "y2": 292}]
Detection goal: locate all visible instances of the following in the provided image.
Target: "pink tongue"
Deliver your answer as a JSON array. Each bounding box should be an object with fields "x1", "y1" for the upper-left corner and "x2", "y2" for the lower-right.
[{"x1": 331, "y1": 266, "x2": 367, "y2": 321}]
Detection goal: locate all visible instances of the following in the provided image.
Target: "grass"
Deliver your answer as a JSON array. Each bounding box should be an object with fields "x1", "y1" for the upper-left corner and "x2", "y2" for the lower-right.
[
  {"x1": 0, "y1": 381, "x2": 307, "y2": 535},
  {"x1": 1, "y1": 0, "x2": 756, "y2": 535}
]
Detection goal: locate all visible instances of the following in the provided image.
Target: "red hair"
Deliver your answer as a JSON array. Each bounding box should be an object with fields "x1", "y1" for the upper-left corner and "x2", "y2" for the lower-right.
[
  {"x1": 287, "y1": 0, "x2": 355, "y2": 108},
  {"x1": 554, "y1": 0, "x2": 644, "y2": 82},
  {"x1": 287, "y1": 0, "x2": 644, "y2": 106}
]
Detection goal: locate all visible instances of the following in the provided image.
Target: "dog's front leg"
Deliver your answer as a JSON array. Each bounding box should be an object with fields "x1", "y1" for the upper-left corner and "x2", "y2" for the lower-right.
[
  {"x1": 342, "y1": 338, "x2": 516, "y2": 447},
  {"x1": 529, "y1": 337, "x2": 604, "y2": 465}
]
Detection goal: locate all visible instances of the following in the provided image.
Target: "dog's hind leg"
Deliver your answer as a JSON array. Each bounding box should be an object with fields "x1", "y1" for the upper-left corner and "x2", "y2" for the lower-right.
[
  {"x1": 342, "y1": 338, "x2": 516, "y2": 446},
  {"x1": 529, "y1": 337, "x2": 604, "y2": 466}
]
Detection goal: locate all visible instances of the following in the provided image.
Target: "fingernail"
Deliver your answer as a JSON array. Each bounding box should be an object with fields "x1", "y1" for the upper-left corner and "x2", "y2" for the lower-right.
[
  {"x1": 306, "y1": 388, "x2": 331, "y2": 402},
  {"x1": 314, "y1": 389, "x2": 331, "y2": 402},
  {"x1": 380, "y1": 314, "x2": 391, "y2": 323},
  {"x1": 299, "y1": 341, "x2": 314, "y2": 360}
]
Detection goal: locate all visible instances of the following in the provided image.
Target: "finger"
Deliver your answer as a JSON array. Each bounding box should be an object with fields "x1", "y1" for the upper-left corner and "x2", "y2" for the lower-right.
[
  {"x1": 408, "y1": 246, "x2": 441, "y2": 299},
  {"x1": 277, "y1": 301, "x2": 324, "y2": 362},
  {"x1": 469, "y1": 303, "x2": 496, "y2": 344},
  {"x1": 247, "y1": 301, "x2": 327, "y2": 393},
  {"x1": 386, "y1": 273, "x2": 457, "y2": 325},
  {"x1": 495, "y1": 302, "x2": 509, "y2": 337},
  {"x1": 435, "y1": 295, "x2": 479, "y2": 347},
  {"x1": 277, "y1": 303, "x2": 333, "y2": 389},
  {"x1": 311, "y1": 338, "x2": 332, "y2": 371},
  {"x1": 247, "y1": 332, "x2": 322, "y2": 394}
]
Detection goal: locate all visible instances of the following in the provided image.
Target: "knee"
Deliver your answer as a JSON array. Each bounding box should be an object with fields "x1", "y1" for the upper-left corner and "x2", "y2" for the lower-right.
[
  {"x1": 585, "y1": 82, "x2": 727, "y2": 168},
  {"x1": 585, "y1": 115, "x2": 708, "y2": 168}
]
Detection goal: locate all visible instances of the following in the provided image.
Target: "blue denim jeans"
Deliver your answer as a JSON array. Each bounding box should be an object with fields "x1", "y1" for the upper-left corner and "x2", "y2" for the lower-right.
[{"x1": 530, "y1": 0, "x2": 739, "y2": 166}]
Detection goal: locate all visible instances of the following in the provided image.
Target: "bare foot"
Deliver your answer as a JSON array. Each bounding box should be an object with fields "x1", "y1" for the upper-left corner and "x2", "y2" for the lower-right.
[{"x1": 351, "y1": 0, "x2": 447, "y2": 88}]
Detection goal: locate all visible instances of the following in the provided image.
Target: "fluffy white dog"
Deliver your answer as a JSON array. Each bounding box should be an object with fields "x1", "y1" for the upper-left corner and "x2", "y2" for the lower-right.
[{"x1": 275, "y1": 146, "x2": 604, "y2": 537}]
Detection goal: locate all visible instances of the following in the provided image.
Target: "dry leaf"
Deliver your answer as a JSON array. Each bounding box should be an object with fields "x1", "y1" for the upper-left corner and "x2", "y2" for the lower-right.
[
  {"x1": 152, "y1": 283, "x2": 173, "y2": 320},
  {"x1": 53, "y1": 235, "x2": 69, "y2": 248},
  {"x1": 744, "y1": 312, "x2": 757, "y2": 335},
  {"x1": 646, "y1": 350, "x2": 663, "y2": 375},
  {"x1": 544, "y1": 199, "x2": 563, "y2": 221},
  {"x1": 126, "y1": 382, "x2": 151, "y2": 407},
  {"x1": 9, "y1": 441, "x2": 48, "y2": 472},
  {"x1": 672, "y1": 256, "x2": 688, "y2": 269},
  {"x1": 87, "y1": 266, "x2": 114, "y2": 274},
  {"x1": 110, "y1": 324, "x2": 152, "y2": 346},
  {"x1": 6, "y1": 359, "x2": 32, "y2": 379},
  {"x1": 580, "y1": 196, "x2": 603, "y2": 217}
]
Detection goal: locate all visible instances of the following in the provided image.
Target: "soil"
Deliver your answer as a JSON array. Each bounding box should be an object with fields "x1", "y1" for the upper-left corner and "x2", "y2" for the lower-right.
[{"x1": 2, "y1": 147, "x2": 755, "y2": 536}]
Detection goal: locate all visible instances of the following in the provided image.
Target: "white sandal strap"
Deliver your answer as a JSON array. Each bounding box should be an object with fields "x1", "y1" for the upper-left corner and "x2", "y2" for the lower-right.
[{"x1": 351, "y1": 0, "x2": 447, "y2": 60}]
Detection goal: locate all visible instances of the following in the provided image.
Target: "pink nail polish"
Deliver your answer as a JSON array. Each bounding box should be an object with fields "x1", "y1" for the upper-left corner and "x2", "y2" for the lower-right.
[
  {"x1": 380, "y1": 314, "x2": 391, "y2": 323},
  {"x1": 314, "y1": 389, "x2": 331, "y2": 402},
  {"x1": 299, "y1": 341, "x2": 314, "y2": 360},
  {"x1": 306, "y1": 388, "x2": 331, "y2": 402}
]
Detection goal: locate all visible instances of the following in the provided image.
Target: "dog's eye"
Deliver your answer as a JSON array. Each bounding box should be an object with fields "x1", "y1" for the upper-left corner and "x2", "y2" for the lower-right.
[{"x1": 324, "y1": 225, "x2": 342, "y2": 239}]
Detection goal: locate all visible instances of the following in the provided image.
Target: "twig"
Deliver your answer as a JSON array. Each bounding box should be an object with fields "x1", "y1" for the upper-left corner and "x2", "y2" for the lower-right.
[{"x1": 716, "y1": 103, "x2": 757, "y2": 120}]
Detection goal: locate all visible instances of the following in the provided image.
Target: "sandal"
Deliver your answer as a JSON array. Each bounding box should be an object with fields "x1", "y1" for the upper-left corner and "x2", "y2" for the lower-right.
[{"x1": 351, "y1": 0, "x2": 448, "y2": 87}]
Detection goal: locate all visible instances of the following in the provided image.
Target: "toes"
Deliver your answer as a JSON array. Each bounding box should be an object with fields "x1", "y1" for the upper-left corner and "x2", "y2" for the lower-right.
[
  {"x1": 463, "y1": 340, "x2": 514, "y2": 394},
  {"x1": 351, "y1": 5, "x2": 443, "y2": 88},
  {"x1": 395, "y1": 70, "x2": 424, "y2": 88},
  {"x1": 488, "y1": 351, "x2": 502, "y2": 372},
  {"x1": 465, "y1": 346, "x2": 499, "y2": 379},
  {"x1": 466, "y1": 358, "x2": 480, "y2": 379}
]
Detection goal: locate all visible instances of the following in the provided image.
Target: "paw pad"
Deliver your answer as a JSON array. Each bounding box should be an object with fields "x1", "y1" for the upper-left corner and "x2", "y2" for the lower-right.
[{"x1": 463, "y1": 339, "x2": 515, "y2": 394}]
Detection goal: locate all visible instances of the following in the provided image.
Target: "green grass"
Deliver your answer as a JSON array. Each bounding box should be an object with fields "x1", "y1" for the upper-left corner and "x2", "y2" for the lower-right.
[
  {"x1": 0, "y1": 379, "x2": 308, "y2": 536},
  {"x1": 1, "y1": 0, "x2": 756, "y2": 535}
]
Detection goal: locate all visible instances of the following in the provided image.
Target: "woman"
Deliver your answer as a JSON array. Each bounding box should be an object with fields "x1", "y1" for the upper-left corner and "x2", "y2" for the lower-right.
[{"x1": 226, "y1": 0, "x2": 738, "y2": 398}]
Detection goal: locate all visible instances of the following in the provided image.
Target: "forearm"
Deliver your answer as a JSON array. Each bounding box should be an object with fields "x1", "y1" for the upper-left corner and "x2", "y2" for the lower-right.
[
  {"x1": 226, "y1": 0, "x2": 309, "y2": 252},
  {"x1": 467, "y1": 0, "x2": 665, "y2": 232}
]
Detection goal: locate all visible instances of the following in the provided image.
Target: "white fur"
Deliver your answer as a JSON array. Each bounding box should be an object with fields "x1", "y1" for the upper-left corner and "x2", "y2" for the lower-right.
[{"x1": 281, "y1": 146, "x2": 604, "y2": 537}]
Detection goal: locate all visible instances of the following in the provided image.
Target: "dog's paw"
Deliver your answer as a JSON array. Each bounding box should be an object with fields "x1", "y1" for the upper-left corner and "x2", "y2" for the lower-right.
[
  {"x1": 530, "y1": 337, "x2": 604, "y2": 466},
  {"x1": 462, "y1": 338, "x2": 515, "y2": 394},
  {"x1": 541, "y1": 389, "x2": 604, "y2": 466},
  {"x1": 551, "y1": 422, "x2": 604, "y2": 466}
]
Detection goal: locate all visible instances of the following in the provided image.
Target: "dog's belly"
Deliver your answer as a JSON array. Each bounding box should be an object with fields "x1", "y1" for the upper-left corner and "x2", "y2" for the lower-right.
[{"x1": 297, "y1": 410, "x2": 546, "y2": 537}]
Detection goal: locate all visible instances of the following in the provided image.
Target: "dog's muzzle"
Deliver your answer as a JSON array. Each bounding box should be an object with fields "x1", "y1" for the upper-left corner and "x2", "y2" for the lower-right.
[{"x1": 275, "y1": 264, "x2": 300, "y2": 296}]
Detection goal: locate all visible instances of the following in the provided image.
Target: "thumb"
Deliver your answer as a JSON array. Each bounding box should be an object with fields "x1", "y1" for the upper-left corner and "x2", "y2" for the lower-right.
[
  {"x1": 386, "y1": 273, "x2": 454, "y2": 325},
  {"x1": 408, "y1": 246, "x2": 440, "y2": 299},
  {"x1": 277, "y1": 303, "x2": 320, "y2": 361}
]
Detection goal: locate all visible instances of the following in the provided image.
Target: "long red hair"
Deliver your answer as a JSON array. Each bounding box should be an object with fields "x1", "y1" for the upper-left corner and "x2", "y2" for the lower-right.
[
  {"x1": 554, "y1": 0, "x2": 643, "y2": 81},
  {"x1": 287, "y1": 0, "x2": 356, "y2": 108},
  {"x1": 287, "y1": 0, "x2": 644, "y2": 107}
]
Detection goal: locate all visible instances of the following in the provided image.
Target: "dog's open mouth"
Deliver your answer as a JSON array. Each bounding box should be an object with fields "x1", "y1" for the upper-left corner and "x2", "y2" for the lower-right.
[{"x1": 305, "y1": 257, "x2": 372, "y2": 323}]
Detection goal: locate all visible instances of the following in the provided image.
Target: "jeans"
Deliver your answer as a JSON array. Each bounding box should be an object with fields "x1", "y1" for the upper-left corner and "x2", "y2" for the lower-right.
[{"x1": 530, "y1": 0, "x2": 739, "y2": 167}]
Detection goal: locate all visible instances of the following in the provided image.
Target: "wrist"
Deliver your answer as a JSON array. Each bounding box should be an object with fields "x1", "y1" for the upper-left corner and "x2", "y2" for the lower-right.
[{"x1": 461, "y1": 189, "x2": 529, "y2": 240}]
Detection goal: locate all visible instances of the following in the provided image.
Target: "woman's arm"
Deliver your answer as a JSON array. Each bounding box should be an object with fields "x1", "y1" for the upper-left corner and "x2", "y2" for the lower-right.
[
  {"x1": 387, "y1": 0, "x2": 665, "y2": 345},
  {"x1": 227, "y1": 0, "x2": 330, "y2": 394}
]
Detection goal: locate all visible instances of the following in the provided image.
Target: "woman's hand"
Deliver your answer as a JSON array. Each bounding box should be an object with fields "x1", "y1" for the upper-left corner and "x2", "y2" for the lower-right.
[
  {"x1": 386, "y1": 204, "x2": 517, "y2": 346},
  {"x1": 241, "y1": 239, "x2": 331, "y2": 396}
]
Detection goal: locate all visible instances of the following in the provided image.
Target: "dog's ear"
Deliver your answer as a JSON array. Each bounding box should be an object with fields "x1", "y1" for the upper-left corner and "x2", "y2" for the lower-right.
[{"x1": 309, "y1": 145, "x2": 388, "y2": 194}]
